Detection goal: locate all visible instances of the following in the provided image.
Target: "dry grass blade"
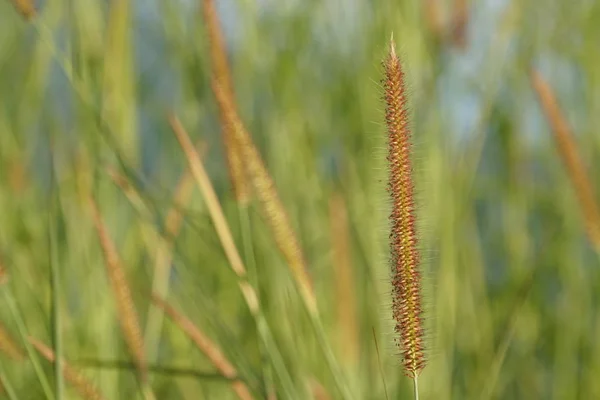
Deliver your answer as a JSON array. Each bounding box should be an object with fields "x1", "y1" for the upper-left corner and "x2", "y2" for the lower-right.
[
  {"x1": 384, "y1": 37, "x2": 426, "y2": 382},
  {"x1": 329, "y1": 193, "x2": 358, "y2": 366},
  {"x1": 8, "y1": 0, "x2": 36, "y2": 20},
  {"x1": 530, "y1": 69, "x2": 600, "y2": 252},
  {"x1": 29, "y1": 337, "x2": 107, "y2": 400},
  {"x1": 0, "y1": 323, "x2": 24, "y2": 361},
  {"x1": 88, "y1": 198, "x2": 148, "y2": 382},
  {"x1": 210, "y1": 80, "x2": 317, "y2": 314},
  {"x1": 202, "y1": 0, "x2": 249, "y2": 204},
  {"x1": 168, "y1": 115, "x2": 248, "y2": 279},
  {"x1": 151, "y1": 295, "x2": 254, "y2": 400},
  {"x1": 168, "y1": 115, "x2": 260, "y2": 314}
]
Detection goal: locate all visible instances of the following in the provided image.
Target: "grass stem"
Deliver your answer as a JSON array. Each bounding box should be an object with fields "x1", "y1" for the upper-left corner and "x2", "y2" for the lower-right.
[{"x1": 413, "y1": 376, "x2": 419, "y2": 400}]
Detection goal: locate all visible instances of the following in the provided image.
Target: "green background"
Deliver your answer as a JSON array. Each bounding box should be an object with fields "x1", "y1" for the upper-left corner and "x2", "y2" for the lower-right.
[{"x1": 1, "y1": 0, "x2": 600, "y2": 399}]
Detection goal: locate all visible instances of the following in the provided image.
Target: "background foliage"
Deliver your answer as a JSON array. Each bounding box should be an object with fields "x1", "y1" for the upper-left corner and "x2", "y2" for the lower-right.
[{"x1": 1, "y1": 0, "x2": 600, "y2": 399}]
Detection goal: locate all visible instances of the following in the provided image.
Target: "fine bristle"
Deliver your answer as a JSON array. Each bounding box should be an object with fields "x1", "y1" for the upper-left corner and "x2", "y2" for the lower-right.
[{"x1": 383, "y1": 37, "x2": 426, "y2": 378}]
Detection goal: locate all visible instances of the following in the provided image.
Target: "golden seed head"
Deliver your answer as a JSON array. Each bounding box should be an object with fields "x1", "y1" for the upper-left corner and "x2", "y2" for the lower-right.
[{"x1": 384, "y1": 38, "x2": 426, "y2": 378}]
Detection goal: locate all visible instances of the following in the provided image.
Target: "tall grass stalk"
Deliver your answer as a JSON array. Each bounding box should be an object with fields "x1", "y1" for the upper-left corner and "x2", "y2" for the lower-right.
[
  {"x1": 210, "y1": 81, "x2": 317, "y2": 314},
  {"x1": 203, "y1": 0, "x2": 277, "y2": 392},
  {"x1": 48, "y1": 143, "x2": 65, "y2": 400},
  {"x1": 211, "y1": 81, "x2": 355, "y2": 400},
  {"x1": 169, "y1": 114, "x2": 300, "y2": 399}
]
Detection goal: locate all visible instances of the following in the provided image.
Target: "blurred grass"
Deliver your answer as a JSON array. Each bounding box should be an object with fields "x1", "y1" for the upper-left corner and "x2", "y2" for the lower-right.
[{"x1": 1, "y1": 0, "x2": 600, "y2": 399}]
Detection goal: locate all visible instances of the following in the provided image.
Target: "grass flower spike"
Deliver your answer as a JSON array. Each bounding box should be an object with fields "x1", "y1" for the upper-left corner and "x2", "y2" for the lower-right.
[
  {"x1": 88, "y1": 198, "x2": 148, "y2": 383},
  {"x1": 530, "y1": 69, "x2": 600, "y2": 253},
  {"x1": 8, "y1": 0, "x2": 36, "y2": 20},
  {"x1": 384, "y1": 36, "x2": 427, "y2": 388},
  {"x1": 202, "y1": 0, "x2": 250, "y2": 204}
]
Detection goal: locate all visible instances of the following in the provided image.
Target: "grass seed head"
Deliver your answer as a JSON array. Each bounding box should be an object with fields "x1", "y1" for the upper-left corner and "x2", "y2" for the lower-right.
[
  {"x1": 8, "y1": 0, "x2": 36, "y2": 20},
  {"x1": 0, "y1": 324, "x2": 24, "y2": 361},
  {"x1": 203, "y1": 0, "x2": 250, "y2": 204},
  {"x1": 530, "y1": 69, "x2": 600, "y2": 252},
  {"x1": 384, "y1": 36, "x2": 426, "y2": 378},
  {"x1": 88, "y1": 198, "x2": 147, "y2": 382}
]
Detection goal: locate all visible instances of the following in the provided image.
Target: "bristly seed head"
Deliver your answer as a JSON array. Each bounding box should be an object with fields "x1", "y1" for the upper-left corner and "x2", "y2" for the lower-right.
[{"x1": 384, "y1": 36, "x2": 426, "y2": 378}]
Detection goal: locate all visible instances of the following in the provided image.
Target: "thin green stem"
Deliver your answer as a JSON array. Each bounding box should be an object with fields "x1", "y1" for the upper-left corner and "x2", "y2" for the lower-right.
[
  {"x1": 413, "y1": 375, "x2": 419, "y2": 400},
  {"x1": 1, "y1": 289, "x2": 55, "y2": 400},
  {"x1": 254, "y1": 311, "x2": 299, "y2": 400},
  {"x1": 75, "y1": 359, "x2": 242, "y2": 381},
  {"x1": 307, "y1": 311, "x2": 355, "y2": 400},
  {"x1": 0, "y1": 364, "x2": 19, "y2": 400},
  {"x1": 237, "y1": 205, "x2": 274, "y2": 398},
  {"x1": 49, "y1": 168, "x2": 65, "y2": 400}
]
